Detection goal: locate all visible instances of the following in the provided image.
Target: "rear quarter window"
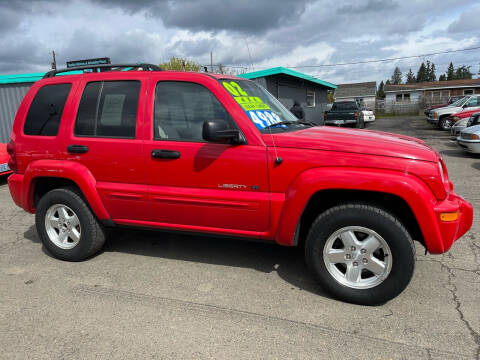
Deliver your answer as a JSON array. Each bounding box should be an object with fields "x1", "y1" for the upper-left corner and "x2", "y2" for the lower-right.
[{"x1": 23, "y1": 83, "x2": 72, "y2": 136}]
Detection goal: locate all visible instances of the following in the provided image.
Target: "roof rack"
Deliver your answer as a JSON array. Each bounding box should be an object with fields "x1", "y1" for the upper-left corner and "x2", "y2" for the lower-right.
[{"x1": 43, "y1": 63, "x2": 162, "y2": 78}]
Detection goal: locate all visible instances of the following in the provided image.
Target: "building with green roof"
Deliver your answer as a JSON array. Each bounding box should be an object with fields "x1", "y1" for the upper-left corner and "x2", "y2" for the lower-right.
[{"x1": 239, "y1": 67, "x2": 336, "y2": 124}]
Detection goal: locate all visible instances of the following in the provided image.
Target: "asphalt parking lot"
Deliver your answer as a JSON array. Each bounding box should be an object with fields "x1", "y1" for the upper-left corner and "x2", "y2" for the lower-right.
[{"x1": 0, "y1": 116, "x2": 479, "y2": 360}]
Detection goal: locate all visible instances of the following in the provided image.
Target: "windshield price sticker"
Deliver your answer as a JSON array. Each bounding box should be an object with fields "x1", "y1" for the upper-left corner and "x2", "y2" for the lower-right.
[
  {"x1": 223, "y1": 81, "x2": 271, "y2": 111},
  {"x1": 247, "y1": 110, "x2": 284, "y2": 129},
  {"x1": 235, "y1": 96, "x2": 270, "y2": 111}
]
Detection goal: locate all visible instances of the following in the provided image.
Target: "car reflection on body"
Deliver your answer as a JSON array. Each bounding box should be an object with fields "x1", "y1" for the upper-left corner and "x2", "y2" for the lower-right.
[
  {"x1": 0, "y1": 143, "x2": 12, "y2": 176},
  {"x1": 452, "y1": 112, "x2": 480, "y2": 136}
]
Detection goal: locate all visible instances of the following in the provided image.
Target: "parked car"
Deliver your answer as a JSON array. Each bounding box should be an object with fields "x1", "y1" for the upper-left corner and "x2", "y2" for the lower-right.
[
  {"x1": 457, "y1": 124, "x2": 480, "y2": 154},
  {"x1": 424, "y1": 96, "x2": 464, "y2": 118},
  {"x1": 324, "y1": 100, "x2": 364, "y2": 128},
  {"x1": 428, "y1": 95, "x2": 480, "y2": 130},
  {"x1": 6, "y1": 63, "x2": 473, "y2": 305},
  {"x1": 361, "y1": 108, "x2": 375, "y2": 123},
  {"x1": 451, "y1": 112, "x2": 480, "y2": 136},
  {"x1": 0, "y1": 143, "x2": 12, "y2": 176}
]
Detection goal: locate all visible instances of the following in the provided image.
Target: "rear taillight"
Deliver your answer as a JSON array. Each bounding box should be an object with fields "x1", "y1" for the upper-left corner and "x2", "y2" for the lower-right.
[
  {"x1": 6, "y1": 139, "x2": 17, "y2": 173},
  {"x1": 324, "y1": 112, "x2": 327, "y2": 121},
  {"x1": 354, "y1": 112, "x2": 358, "y2": 119}
]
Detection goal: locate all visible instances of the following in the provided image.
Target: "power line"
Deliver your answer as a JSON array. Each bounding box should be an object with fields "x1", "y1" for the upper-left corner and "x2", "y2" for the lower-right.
[
  {"x1": 287, "y1": 45, "x2": 480, "y2": 68},
  {"x1": 206, "y1": 45, "x2": 480, "y2": 69}
]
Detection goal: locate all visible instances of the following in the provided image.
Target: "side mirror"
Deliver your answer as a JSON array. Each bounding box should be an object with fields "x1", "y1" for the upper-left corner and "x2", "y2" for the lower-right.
[{"x1": 202, "y1": 119, "x2": 246, "y2": 145}]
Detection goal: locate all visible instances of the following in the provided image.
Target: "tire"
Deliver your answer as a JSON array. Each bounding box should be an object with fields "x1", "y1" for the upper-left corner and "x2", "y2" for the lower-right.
[
  {"x1": 438, "y1": 116, "x2": 451, "y2": 130},
  {"x1": 305, "y1": 203, "x2": 415, "y2": 305},
  {"x1": 35, "y1": 187, "x2": 105, "y2": 261}
]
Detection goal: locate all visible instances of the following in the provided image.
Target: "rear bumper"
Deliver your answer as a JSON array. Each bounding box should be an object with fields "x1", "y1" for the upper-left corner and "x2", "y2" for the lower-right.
[
  {"x1": 8, "y1": 173, "x2": 31, "y2": 212},
  {"x1": 325, "y1": 119, "x2": 357, "y2": 125},
  {"x1": 428, "y1": 192, "x2": 473, "y2": 254}
]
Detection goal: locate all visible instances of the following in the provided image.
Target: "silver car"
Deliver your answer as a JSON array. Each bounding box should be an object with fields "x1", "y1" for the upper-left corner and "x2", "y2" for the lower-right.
[
  {"x1": 458, "y1": 124, "x2": 480, "y2": 154},
  {"x1": 452, "y1": 112, "x2": 480, "y2": 136}
]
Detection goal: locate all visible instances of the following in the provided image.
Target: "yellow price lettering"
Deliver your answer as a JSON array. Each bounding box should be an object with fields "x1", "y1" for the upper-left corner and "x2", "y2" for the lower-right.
[{"x1": 223, "y1": 81, "x2": 248, "y2": 97}]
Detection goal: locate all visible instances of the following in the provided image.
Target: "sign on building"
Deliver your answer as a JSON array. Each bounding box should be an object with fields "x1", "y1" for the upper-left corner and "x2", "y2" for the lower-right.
[{"x1": 66, "y1": 57, "x2": 111, "y2": 68}]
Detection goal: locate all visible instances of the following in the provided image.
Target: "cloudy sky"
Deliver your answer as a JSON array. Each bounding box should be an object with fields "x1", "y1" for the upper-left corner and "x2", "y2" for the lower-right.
[{"x1": 1, "y1": 0, "x2": 479, "y2": 84}]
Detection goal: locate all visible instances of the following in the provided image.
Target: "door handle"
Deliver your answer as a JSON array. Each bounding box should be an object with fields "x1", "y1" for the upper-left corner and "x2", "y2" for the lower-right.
[
  {"x1": 151, "y1": 149, "x2": 181, "y2": 159},
  {"x1": 67, "y1": 145, "x2": 89, "y2": 154}
]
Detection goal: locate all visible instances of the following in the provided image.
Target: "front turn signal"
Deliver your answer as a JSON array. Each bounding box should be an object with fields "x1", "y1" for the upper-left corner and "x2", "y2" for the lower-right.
[{"x1": 440, "y1": 211, "x2": 459, "y2": 222}]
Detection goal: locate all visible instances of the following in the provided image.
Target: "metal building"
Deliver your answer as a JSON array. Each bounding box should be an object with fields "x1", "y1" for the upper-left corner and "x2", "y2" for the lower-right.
[
  {"x1": 239, "y1": 67, "x2": 337, "y2": 124},
  {"x1": 0, "y1": 73, "x2": 44, "y2": 142}
]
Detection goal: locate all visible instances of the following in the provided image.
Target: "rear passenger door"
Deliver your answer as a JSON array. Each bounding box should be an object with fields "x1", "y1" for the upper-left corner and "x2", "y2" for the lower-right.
[{"x1": 65, "y1": 75, "x2": 149, "y2": 222}]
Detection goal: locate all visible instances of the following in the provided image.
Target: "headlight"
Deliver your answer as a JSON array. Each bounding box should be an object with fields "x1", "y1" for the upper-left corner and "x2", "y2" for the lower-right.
[
  {"x1": 461, "y1": 133, "x2": 480, "y2": 140},
  {"x1": 456, "y1": 118, "x2": 468, "y2": 126},
  {"x1": 452, "y1": 116, "x2": 460, "y2": 122},
  {"x1": 438, "y1": 159, "x2": 451, "y2": 196}
]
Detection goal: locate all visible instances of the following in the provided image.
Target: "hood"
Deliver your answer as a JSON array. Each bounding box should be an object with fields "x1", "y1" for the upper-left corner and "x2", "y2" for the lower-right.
[
  {"x1": 434, "y1": 106, "x2": 463, "y2": 115},
  {"x1": 461, "y1": 124, "x2": 480, "y2": 134},
  {"x1": 428, "y1": 103, "x2": 447, "y2": 110},
  {"x1": 263, "y1": 126, "x2": 438, "y2": 162}
]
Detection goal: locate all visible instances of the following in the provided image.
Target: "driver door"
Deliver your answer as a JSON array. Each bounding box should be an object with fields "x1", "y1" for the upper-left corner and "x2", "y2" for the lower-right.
[{"x1": 143, "y1": 78, "x2": 270, "y2": 236}]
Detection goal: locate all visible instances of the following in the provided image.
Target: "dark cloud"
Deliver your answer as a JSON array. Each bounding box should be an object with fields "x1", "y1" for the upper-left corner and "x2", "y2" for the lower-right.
[
  {"x1": 93, "y1": 0, "x2": 312, "y2": 33},
  {"x1": 59, "y1": 29, "x2": 159, "y2": 65}
]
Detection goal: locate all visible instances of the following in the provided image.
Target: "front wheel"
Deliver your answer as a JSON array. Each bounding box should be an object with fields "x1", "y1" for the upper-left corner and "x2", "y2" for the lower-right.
[
  {"x1": 438, "y1": 116, "x2": 452, "y2": 130},
  {"x1": 305, "y1": 203, "x2": 415, "y2": 305}
]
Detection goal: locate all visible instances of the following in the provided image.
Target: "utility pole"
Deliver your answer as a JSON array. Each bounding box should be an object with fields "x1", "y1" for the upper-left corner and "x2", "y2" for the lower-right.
[
  {"x1": 51, "y1": 50, "x2": 57, "y2": 70},
  {"x1": 210, "y1": 51, "x2": 213, "y2": 73}
]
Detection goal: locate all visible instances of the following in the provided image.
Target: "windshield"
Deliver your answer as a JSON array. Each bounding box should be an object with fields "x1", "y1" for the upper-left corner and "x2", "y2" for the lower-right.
[
  {"x1": 450, "y1": 97, "x2": 468, "y2": 107},
  {"x1": 220, "y1": 80, "x2": 299, "y2": 131}
]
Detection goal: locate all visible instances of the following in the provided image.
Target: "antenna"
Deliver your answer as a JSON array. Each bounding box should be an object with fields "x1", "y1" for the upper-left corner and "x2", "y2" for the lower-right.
[
  {"x1": 245, "y1": 40, "x2": 255, "y2": 71},
  {"x1": 266, "y1": 124, "x2": 282, "y2": 165}
]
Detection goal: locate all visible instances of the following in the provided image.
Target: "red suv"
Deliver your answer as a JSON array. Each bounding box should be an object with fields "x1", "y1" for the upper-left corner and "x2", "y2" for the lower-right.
[{"x1": 6, "y1": 64, "x2": 473, "y2": 305}]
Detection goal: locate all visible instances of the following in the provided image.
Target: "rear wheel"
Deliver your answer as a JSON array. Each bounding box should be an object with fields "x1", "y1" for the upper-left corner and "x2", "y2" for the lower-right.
[
  {"x1": 305, "y1": 203, "x2": 415, "y2": 305},
  {"x1": 36, "y1": 188, "x2": 105, "y2": 261}
]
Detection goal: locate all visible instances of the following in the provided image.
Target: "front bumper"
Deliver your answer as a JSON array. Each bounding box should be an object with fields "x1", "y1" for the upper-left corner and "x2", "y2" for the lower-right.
[
  {"x1": 451, "y1": 125, "x2": 467, "y2": 136},
  {"x1": 430, "y1": 192, "x2": 473, "y2": 253},
  {"x1": 457, "y1": 138, "x2": 480, "y2": 153},
  {"x1": 427, "y1": 116, "x2": 438, "y2": 124}
]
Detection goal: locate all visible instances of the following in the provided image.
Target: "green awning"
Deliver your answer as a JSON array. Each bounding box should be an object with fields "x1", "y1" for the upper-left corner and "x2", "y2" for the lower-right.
[{"x1": 239, "y1": 67, "x2": 337, "y2": 89}]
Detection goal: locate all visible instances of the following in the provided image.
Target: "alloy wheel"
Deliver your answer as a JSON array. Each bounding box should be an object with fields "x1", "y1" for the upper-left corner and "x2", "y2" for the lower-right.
[{"x1": 323, "y1": 226, "x2": 393, "y2": 289}]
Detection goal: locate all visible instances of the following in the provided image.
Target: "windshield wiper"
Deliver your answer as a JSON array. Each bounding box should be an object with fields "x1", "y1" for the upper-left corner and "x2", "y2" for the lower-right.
[{"x1": 263, "y1": 120, "x2": 316, "y2": 130}]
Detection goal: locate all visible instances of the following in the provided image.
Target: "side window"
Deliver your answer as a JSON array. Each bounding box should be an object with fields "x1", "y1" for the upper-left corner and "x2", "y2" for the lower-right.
[
  {"x1": 465, "y1": 97, "x2": 478, "y2": 108},
  {"x1": 154, "y1": 81, "x2": 234, "y2": 142},
  {"x1": 75, "y1": 81, "x2": 140, "y2": 138},
  {"x1": 306, "y1": 89, "x2": 315, "y2": 107},
  {"x1": 24, "y1": 83, "x2": 72, "y2": 136}
]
